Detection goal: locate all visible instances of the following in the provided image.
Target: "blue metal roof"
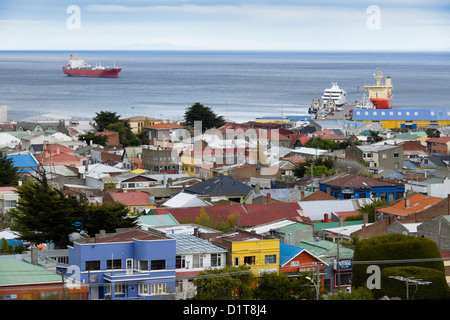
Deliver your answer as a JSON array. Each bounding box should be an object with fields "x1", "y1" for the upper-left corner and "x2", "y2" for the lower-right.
[
  {"x1": 6, "y1": 154, "x2": 39, "y2": 172},
  {"x1": 279, "y1": 243, "x2": 304, "y2": 266},
  {"x1": 353, "y1": 108, "x2": 450, "y2": 121}
]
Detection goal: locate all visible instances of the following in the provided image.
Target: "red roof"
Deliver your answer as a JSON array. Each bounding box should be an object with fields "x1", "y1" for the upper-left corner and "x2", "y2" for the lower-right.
[
  {"x1": 144, "y1": 123, "x2": 185, "y2": 130},
  {"x1": 110, "y1": 191, "x2": 152, "y2": 205},
  {"x1": 151, "y1": 202, "x2": 310, "y2": 227},
  {"x1": 426, "y1": 137, "x2": 450, "y2": 144},
  {"x1": 321, "y1": 173, "x2": 397, "y2": 188}
]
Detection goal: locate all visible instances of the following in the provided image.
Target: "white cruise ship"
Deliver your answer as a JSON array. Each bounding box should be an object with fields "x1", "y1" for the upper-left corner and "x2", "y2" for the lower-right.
[{"x1": 321, "y1": 82, "x2": 347, "y2": 108}]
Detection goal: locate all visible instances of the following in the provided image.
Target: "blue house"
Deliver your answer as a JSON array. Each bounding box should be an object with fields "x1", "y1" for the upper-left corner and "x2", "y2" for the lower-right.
[
  {"x1": 319, "y1": 173, "x2": 405, "y2": 202},
  {"x1": 66, "y1": 228, "x2": 176, "y2": 300}
]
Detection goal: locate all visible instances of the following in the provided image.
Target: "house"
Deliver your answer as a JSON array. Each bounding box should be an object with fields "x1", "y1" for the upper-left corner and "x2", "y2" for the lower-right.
[
  {"x1": 103, "y1": 191, "x2": 156, "y2": 214},
  {"x1": 165, "y1": 233, "x2": 227, "y2": 300},
  {"x1": 66, "y1": 228, "x2": 177, "y2": 300},
  {"x1": 122, "y1": 147, "x2": 143, "y2": 170},
  {"x1": 102, "y1": 172, "x2": 158, "y2": 190},
  {"x1": 35, "y1": 143, "x2": 87, "y2": 167},
  {"x1": 319, "y1": 173, "x2": 405, "y2": 202},
  {"x1": 417, "y1": 215, "x2": 450, "y2": 251},
  {"x1": 0, "y1": 187, "x2": 18, "y2": 213},
  {"x1": 426, "y1": 136, "x2": 450, "y2": 156},
  {"x1": 202, "y1": 229, "x2": 280, "y2": 277},
  {"x1": 144, "y1": 122, "x2": 186, "y2": 146},
  {"x1": 345, "y1": 143, "x2": 403, "y2": 171},
  {"x1": 183, "y1": 175, "x2": 254, "y2": 204},
  {"x1": 161, "y1": 191, "x2": 211, "y2": 208},
  {"x1": 138, "y1": 214, "x2": 180, "y2": 229},
  {"x1": 244, "y1": 187, "x2": 309, "y2": 204},
  {"x1": 0, "y1": 257, "x2": 88, "y2": 300},
  {"x1": 375, "y1": 193, "x2": 449, "y2": 223},
  {"x1": 121, "y1": 116, "x2": 161, "y2": 134},
  {"x1": 279, "y1": 243, "x2": 327, "y2": 288},
  {"x1": 96, "y1": 131, "x2": 120, "y2": 146},
  {"x1": 141, "y1": 146, "x2": 179, "y2": 173},
  {"x1": 386, "y1": 221, "x2": 421, "y2": 236}
]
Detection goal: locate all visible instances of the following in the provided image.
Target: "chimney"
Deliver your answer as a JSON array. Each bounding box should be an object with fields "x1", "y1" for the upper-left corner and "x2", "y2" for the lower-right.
[
  {"x1": 327, "y1": 188, "x2": 331, "y2": 195},
  {"x1": 255, "y1": 184, "x2": 260, "y2": 194},
  {"x1": 301, "y1": 189, "x2": 305, "y2": 200},
  {"x1": 339, "y1": 215, "x2": 343, "y2": 227},
  {"x1": 31, "y1": 246, "x2": 39, "y2": 265},
  {"x1": 405, "y1": 192, "x2": 410, "y2": 208},
  {"x1": 324, "y1": 213, "x2": 329, "y2": 222},
  {"x1": 448, "y1": 194, "x2": 450, "y2": 215},
  {"x1": 363, "y1": 212, "x2": 368, "y2": 225}
]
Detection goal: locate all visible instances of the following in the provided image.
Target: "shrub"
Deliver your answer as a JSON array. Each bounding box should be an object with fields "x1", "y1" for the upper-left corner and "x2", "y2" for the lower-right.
[{"x1": 352, "y1": 234, "x2": 446, "y2": 299}]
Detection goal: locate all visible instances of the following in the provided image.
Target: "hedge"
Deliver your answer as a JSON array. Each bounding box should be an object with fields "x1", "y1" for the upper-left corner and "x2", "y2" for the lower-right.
[{"x1": 351, "y1": 234, "x2": 447, "y2": 299}]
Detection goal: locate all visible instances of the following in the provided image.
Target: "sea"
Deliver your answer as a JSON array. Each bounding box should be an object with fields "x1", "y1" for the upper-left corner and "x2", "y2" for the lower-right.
[{"x1": 0, "y1": 50, "x2": 449, "y2": 123}]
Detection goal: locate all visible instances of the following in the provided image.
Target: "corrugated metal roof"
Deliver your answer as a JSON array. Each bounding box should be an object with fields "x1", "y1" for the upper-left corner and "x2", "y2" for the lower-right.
[
  {"x1": 298, "y1": 198, "x2": 373, "y2": 221},
  {"x1": 152, "y1": 202, "x2": 308, "y2": 227},
  {"x1": 0, "y1": 259, "x2": 61, "y2": 286},
  {"x1": 353, "y1": 108, "x2": 450, "y2": 121},
  {"x1": 166, "y1": 233, "x2": 227, "y2": 254}
]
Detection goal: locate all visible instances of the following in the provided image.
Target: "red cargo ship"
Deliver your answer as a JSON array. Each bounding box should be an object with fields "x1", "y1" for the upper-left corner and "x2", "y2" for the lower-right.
[
  {"x1": 62, "y1": 55, "x2": 121, "y2": 78},
  {"x1": 364, "y1": 67, "x2": 393, "y2": 109}
]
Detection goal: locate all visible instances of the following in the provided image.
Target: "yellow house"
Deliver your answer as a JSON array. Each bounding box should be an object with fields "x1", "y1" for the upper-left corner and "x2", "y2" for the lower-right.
[
  {"x1": 122, "y1": 116, "x2": 162, "y2": 134},
  {"x1": 210, "y1": 230, "x2": 280, "y2": 276}
]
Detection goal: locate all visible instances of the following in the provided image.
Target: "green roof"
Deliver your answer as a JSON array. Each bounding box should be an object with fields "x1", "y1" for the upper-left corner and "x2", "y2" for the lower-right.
[
  {"x1": 297, "y1": 239, "x2": 354, "y2": 263},
  {"x1": 139, "y1": 213, "x2": 179, "y2": 227},
  {"x1": 0, "y1": 259, "x2": 62, "y2": 286},
  {"x1": 313, "y1": 220, "x2": 364, "y2": 232}
]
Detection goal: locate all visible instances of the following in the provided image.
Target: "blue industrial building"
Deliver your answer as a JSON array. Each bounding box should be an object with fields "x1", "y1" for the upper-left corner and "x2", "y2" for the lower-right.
[{"x1": 65, "y1": 228, "x2": 176, "y2": 300}]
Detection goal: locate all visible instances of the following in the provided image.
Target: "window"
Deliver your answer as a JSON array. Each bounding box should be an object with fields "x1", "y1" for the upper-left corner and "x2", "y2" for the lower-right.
[
  {"x1": 106, "y1": 259, "x2": 122, "y2": 270},
  {"x1": 85, "y1": 260, "x2": 100, "y2": 271},
  {"x1": 265, "y1": 255, "x2": 276, "y2": 264},
  {"x1": 4, "y1": 200, "x2": 17, "y2": 208},
  {"x1": 107, "y1": 283, "x2": 123, "y2": 295},
  {"x1": 151, "y1": 260, "x2": 166, "y2": 270},
  {"x1": 394, "y1": 153, "x2": 399, "y2": 158},
  {"x1": 234, "y1": 257, "x2": 240, "y2": 266},
  {"x1": 382, "y1": 154, "x2": 387, "y2": 159},
  {"x1": 211, "y1": 254, "x2": 222, "y2": 267},
  {"x1": 244, "y1": 256, "x2": 256, "y2": 265},
  {"x1": 151, "y1": 283, "x2": 167, "y2": 295},
  {"x1": 176, "y1": 256, "x2": 186, "y2": 269},
  {"x1": 139, "y1": 284, "x2": 149, "y2": 295},
  {"x1": 138, "y1": 260, "x2": 148, "y2": 271}
]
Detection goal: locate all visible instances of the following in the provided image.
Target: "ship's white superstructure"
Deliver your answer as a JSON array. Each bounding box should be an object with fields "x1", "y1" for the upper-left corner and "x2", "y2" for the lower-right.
[{"x1": 321, "y1": 82, "x2": 347, "y2": 107}]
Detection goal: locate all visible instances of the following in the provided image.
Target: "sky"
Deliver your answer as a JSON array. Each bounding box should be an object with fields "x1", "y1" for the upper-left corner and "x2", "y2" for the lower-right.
[{"x1": 0, "y1": 0, "x2": 449, "y2": 51}]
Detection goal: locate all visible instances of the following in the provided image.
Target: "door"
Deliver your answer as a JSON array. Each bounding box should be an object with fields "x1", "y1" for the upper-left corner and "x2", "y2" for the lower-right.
[{"x1": 126, "y1": 259, "x2": 133, "y2": 275}]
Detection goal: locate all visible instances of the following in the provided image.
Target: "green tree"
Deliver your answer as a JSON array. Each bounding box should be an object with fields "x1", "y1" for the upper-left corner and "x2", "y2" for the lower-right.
[
  {"x1": 0, "y1": 152, "x2": 20, "y2": 186},
  {"x1": 194, "y1": 265, "x2": 254, "y2": 300},
  {"x1": 184, "y1": 102, "x2": 226, "y2": 132},
  {"x1": 94, "y1": 111, "x2": 121, "y2": 132},
  {"x1": 9, "y1": 171, "x2": 85, "y2": 249},
  {"x1": 353, "y1": 198, "x2": 388, "y2": 223},
  {"x1": 80, "y1": 202, "x2": 140, "y2": 237},
  {"x1": 78, "y1": 131, "x2": 108, "y2": 146},
  {"x1": 305, "y1": 137, "x2": 337, "y2": 151},
  {"x1": 107, "y1": 121, "x2": 141, "y2": 146},
  {"x1": 367, "y1": 130, "x2": 383, "y2": 143},
  {"x1": 254, "y1": 272, "x2": 294, "y2": 300}
]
